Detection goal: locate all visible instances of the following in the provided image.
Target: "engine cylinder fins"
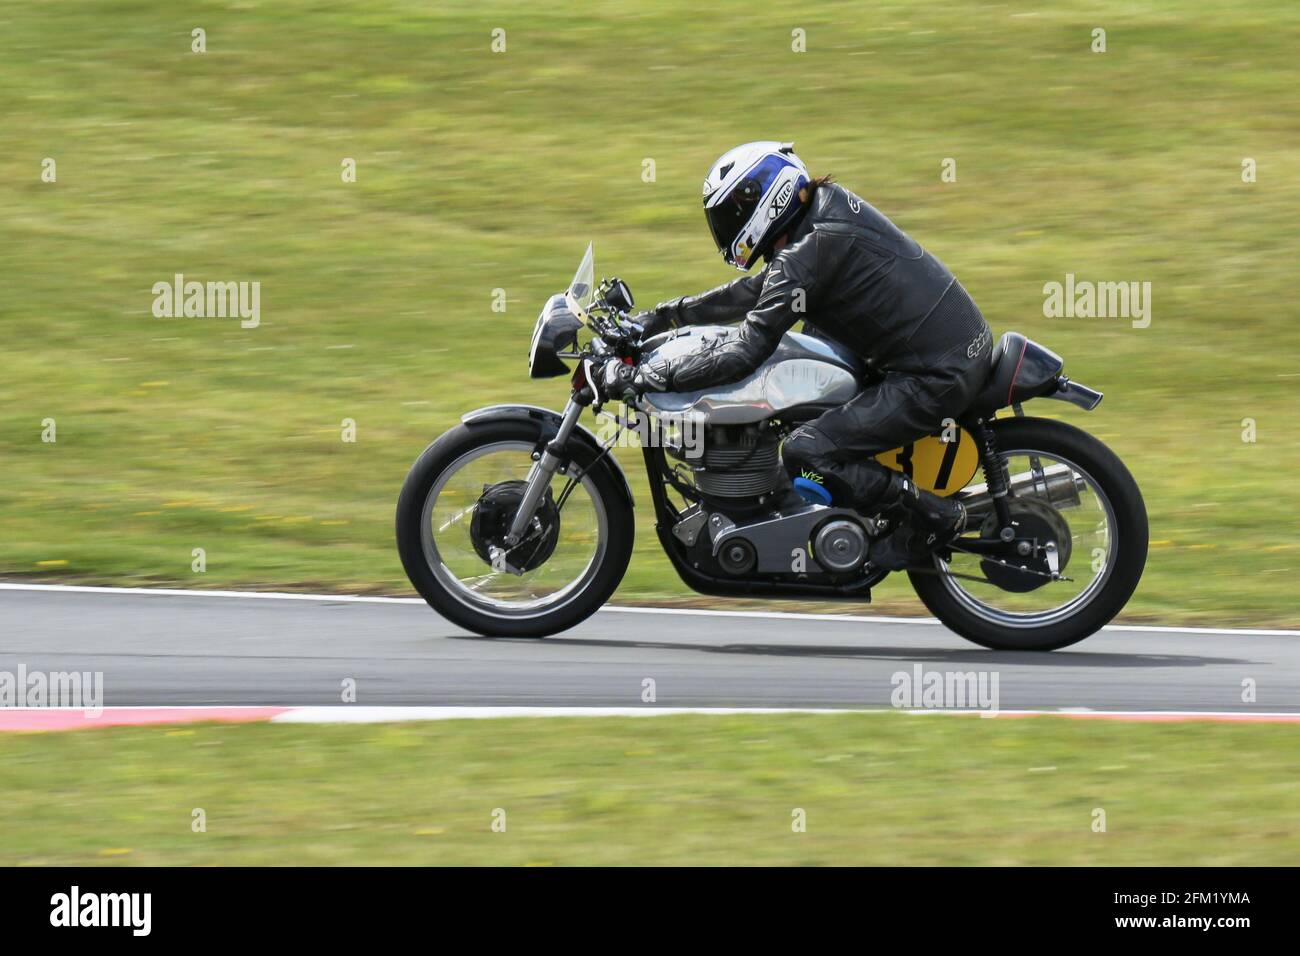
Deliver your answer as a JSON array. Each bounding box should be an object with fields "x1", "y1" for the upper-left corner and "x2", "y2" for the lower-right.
[
  {"x1": 696, "y1": 465, "x2": 784, "y2": 498},
  {"x1": 811, "y1": 518, "x2": 869, "y2": 573},
  {"x1": 700, "y1": 446, "x2": 777, "y2": 464},
  {"x1": 692, "y1": 425, "x2": 783, "y2": 500}
]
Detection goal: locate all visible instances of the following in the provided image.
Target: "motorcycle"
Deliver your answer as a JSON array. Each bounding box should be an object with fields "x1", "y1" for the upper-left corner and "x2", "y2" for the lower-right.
[{"x1": 397, "y1": 244, "x2": 1148, "y2": 650}]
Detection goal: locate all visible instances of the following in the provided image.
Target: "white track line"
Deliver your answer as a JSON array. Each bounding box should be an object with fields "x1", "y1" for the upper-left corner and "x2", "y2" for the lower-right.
[
  {"x1": 15, "y1": 705, "x2": 1293, "y2": 718},
  {"x1": 0, "y1": 582, "x2": 423, "y2": 604},
  {"x1": 0, "y1": 582, "x2": 1295, "y2": 637},
  {"x1": 4, "y1": 706, "x2": 1298, "y2": 728},
  {"x1": 603, "y1": 604, "x2": 1299, "y2": 637}
]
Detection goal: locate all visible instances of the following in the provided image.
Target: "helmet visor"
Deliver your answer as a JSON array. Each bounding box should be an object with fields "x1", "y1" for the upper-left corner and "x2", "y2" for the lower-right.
[
  {"x1": 703, "y1": 154, "x2": 790, "y2": 261},
  {"x1": 705, "y1": 182, "x2": 760, "y2": 255}
]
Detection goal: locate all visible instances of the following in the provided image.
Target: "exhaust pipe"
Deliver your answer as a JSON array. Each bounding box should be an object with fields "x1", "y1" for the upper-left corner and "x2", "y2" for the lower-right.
[
  {"x1": 1046, "y1": 375, "x2": 1103, "y2": 411},
  {"x1": 961, "y1": 463, "x2": 1086, "y2": 521}
]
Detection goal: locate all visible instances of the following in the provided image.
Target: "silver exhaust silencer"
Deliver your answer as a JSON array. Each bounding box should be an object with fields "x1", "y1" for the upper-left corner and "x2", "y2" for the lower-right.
[{"x1": 960, "y1": 463, "x2": 1086, "y2": 521}]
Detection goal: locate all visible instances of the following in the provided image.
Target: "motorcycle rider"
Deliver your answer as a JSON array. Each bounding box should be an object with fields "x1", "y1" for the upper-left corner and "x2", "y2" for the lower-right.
[{"x1": 599, "y1": 141, "x2": 993, "y2": 569}]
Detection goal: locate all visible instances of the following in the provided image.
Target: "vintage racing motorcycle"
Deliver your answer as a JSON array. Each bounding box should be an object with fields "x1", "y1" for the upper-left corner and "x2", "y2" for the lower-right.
[{"x1": 397, "y1": 245, "x2": 1148, "y2": 650}]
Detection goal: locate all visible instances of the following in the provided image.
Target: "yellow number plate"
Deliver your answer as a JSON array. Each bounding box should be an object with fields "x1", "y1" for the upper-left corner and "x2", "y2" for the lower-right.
[{"x1": 874, "y1": 428, "x2": 979, "y2": 497}]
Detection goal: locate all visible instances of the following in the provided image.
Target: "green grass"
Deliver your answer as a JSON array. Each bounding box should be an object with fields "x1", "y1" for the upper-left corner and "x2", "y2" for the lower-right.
[
  {"x1": 1, "y1": 1, "x2": 1297, "y2": 624},
  {"x1": 1, "y1": 713, "x2": 1296, "y2": 865}
]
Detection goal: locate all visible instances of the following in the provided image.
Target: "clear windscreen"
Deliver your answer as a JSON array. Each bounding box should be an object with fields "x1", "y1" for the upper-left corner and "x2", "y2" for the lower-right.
[{"x1": 565, "y1": 242, "x2": 595, "y2": 319}]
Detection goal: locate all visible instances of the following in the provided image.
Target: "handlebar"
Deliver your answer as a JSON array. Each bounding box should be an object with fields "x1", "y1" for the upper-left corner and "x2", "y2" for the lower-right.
[{"x1": 584, "y1": 301, "x2": 643, "y2": 358}]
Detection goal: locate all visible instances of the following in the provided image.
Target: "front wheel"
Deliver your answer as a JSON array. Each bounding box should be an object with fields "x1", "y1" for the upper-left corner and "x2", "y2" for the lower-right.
[
  {"x1": 908, "y1": 416, "x2": 1147, "y2": 651},
  {"x1": 396, "y1": 419, "x2": 634, "y2": 637}
]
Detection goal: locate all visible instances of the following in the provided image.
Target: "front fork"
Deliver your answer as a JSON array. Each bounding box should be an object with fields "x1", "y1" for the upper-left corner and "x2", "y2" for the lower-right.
[{"x1": 503, "y1": 388, "x2": 593, "y2": 546}]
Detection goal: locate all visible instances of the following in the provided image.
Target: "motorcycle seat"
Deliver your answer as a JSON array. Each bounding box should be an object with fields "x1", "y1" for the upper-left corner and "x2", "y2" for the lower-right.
[{"x1": 967, "y1": 332, "x2": 1064, "y2": 416}]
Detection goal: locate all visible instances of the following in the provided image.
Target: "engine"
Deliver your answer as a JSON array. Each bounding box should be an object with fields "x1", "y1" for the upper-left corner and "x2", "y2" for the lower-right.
[
  {"x1": 670, "y1": 423, "x2": 785, "y2": 512},
  {"x1": 664, "y1": 421, "x2": 876, "y2": 579}
]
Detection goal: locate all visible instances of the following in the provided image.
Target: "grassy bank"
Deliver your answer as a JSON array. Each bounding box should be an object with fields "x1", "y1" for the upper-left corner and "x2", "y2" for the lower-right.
[
  {"x1": 0, "y1": 713, "x2": 1296, "y2": 865},
  {"x1": 1, "y1": 1, "x2": 1297, "y2": 624}
]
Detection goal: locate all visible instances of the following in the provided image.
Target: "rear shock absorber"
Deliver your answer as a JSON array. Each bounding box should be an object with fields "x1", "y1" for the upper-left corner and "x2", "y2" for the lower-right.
[{"x1": 974, "y1": 422, "x2": 1015, "y2": 539}]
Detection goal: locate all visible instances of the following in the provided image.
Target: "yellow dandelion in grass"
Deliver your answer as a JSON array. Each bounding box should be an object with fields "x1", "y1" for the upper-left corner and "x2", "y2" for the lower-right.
[{"x1": 36, "y1": 559, "x2": 68, "y2": 567}]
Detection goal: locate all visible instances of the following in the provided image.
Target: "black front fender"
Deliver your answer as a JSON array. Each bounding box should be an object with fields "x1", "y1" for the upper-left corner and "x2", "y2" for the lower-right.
[{"x1": 460, "y1": 404, "x2": 634, "y2": 508}]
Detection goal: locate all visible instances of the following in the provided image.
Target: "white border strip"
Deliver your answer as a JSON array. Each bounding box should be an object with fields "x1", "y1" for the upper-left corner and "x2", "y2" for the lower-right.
[
  {"x1": 271, "y1": 706, "x2": 859, "y2": 723},
  {"x1": 0, "y1": 582, "x2": 1295, "y2": 637},
  {"x1": 274, "y1": 706, "x2": 1300, "y2": 723}
]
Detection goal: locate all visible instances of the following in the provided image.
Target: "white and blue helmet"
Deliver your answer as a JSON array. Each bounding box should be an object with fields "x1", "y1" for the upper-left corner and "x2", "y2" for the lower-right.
[{"x1": 702, "y1": 141, "x2": 810, "y2": 270}]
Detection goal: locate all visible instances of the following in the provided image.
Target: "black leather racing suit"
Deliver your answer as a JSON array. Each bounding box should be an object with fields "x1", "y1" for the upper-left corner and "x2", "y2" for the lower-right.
[{"x1": 643, "y1": 182, "x2": 993, "y2": 512}]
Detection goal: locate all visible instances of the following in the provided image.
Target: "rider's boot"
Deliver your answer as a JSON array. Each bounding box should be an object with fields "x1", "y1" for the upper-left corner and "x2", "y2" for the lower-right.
[
  {"x1": 868, "y1": 472, "x2": 968, "y2": 571},
  {"x1": 781, "y1": 429, "x2": 966, "y2": 569}
]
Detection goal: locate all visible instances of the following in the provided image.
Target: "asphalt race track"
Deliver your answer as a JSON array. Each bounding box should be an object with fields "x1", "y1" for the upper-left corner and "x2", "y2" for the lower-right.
[{"x1": 0, "y1": 585, "x2": 1296, "y2": 712}]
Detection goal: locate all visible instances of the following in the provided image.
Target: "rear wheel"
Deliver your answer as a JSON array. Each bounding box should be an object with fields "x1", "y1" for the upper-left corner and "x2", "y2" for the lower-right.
[
  {"x1": 396, "y1": 420, "x2": 634, "y2": 637},
  {"x1": 908, "y1": 416, "x2": 1147, "y2": 650}
]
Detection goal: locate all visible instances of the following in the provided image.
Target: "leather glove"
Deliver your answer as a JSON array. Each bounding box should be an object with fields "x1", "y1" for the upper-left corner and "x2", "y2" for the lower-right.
[{"x1": 595, "y1": 357, "x2": 670, "y2": 404}]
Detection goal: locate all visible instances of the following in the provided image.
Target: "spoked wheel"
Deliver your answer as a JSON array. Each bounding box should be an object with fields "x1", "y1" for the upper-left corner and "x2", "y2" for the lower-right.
[
  {"x1": 908, "y1": 417, "x2": 1147, "y2": 650},
  {"x1": 396, "y1": 420, "x2": 633, "y2": 637}
]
